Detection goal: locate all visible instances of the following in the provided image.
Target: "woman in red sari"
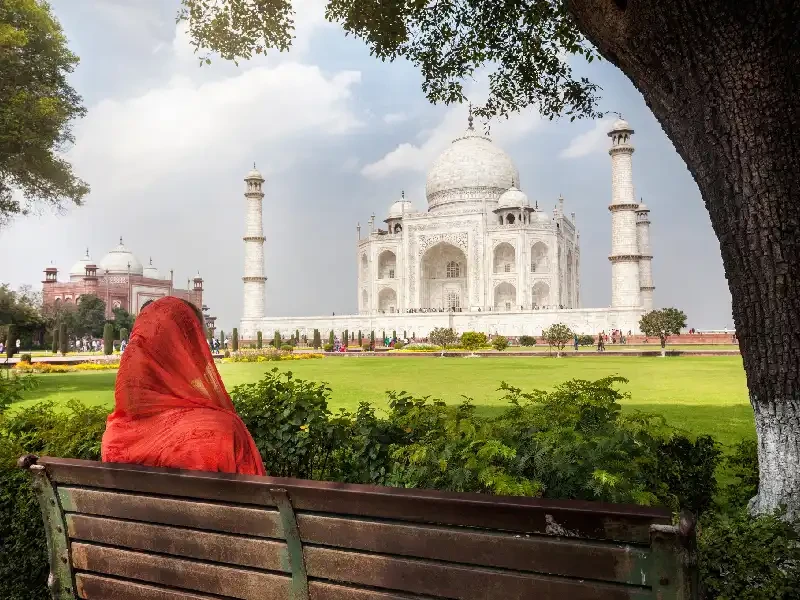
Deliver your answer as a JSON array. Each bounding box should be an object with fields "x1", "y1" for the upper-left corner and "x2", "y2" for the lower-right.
[{"x1": 101, "y1": 297, "x2": 265, "y2": 476}]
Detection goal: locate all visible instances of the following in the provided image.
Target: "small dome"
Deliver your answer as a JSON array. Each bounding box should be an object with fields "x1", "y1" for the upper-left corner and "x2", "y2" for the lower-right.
[
  {"x1": 100, "y1": 238, "x2": 143, "y2": 275},
  {"x1": 388, "y1": 197, "x2": 414, "y2": 219},
  {"x1": 636, "y1": 201, "x2": 650, "y2": 212},
  {"x1": 610, "y1": 117, "x2": 632, "y2": 132},
  {"x1": 245, "y1": 163, "x2": 264, "y2": 180},
  {"x1": 497, "y1": 185, "x2": 529, "y2": 208},
  {"x1": 143, "y1": 257, "x2": 161, "y2": 279},
  {"x1": 69, "y1": 249, "x2": 101, "y2": 279}
]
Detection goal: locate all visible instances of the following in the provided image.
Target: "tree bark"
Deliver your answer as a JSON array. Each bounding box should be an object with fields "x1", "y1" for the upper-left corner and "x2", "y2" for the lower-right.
[{"x1": 569, "y1": 0, "x2": 800, "y2": 516}]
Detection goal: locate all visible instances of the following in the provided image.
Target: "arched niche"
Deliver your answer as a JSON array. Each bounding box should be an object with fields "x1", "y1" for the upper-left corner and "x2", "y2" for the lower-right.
[
  {"x1": 378, "y1": 287, "x2": 397, "y2": 313},
  {"x1": 420, "y1": 242, "x2": 467, "y2": 309},
  {"x1": 493, "y1": 242, "x2": 516, "y2": 274},
  {"x1": 378, "y1": 250, "x2": 397, "y2": 279},
  {"x1": 531, "y1": 242, "x2": 549, "y2": 272},
  {"x1": 494, "y1": 282, "x2": 516, "y2": 311}
]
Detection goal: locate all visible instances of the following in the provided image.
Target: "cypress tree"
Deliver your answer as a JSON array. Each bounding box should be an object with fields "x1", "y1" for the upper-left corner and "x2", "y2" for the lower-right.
[
  {"x1": 274, "y1": 331, "x2": 281, "y2": 348},
  {"x1": 392, "y1": 329, "x2": 397, "y2": 340},
  {"x1": 370, "y1": 330, "x2": 375, "y2": 348},
  {"x1": 257, "y1": 331, "x2": 263, "y2": 349},
  {"x1": 358, "y1": 330, "x2": 362, "y2": 345},
  {"x1": 5, "y1": 325, "x2": 14, "y2": 358},
  {"x1": 59, "y1": 323, "x2": 68, "y2": 355},
  {"x1": 382, "y1": 330, "x2": 386, "y2": 345},
  {"x1": 232, "y1": 328, "x2": 239, "y2": 352},
  {"x1": 295, "y1": 329, "x2": 300, "y2": 344},
  {"x1": 343, "y1": 330, "x2": 348, "y2": 348},
  {"x1": 120, "y1": 328, "x2": 129, "y2": 342},
  {"x1": 403, "y1": 330, "x2": 407, "y2": 339},
  {"x1": 219, "y1": 330, "x2": 225, "y2": 348},
  {"x1": 313, "y1": 329, "x2": 321, "y2": 349},
  {"x1": 51, "y1": 328, "x2": 59, "y2": 354},
  {"x1": 103, "y1": 322, "x2": 114, "y2": 355},
  {"x1": 329, "y1": 330, "x2": 334, "y2": 346}
]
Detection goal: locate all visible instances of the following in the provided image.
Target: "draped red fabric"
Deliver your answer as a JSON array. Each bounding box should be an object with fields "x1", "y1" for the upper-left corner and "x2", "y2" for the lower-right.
[{"x1": 101, "y1": 297, "x2": 266, "y2": 476}]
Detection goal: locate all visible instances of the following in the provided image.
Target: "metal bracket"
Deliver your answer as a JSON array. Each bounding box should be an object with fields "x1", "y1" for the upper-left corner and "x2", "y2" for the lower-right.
[
  {"x1": 271, "y1": 488, "x2": 310, "y2": 600},
  {"x1": 19, "y1": 456, "x2": 76, "y2": 600}
]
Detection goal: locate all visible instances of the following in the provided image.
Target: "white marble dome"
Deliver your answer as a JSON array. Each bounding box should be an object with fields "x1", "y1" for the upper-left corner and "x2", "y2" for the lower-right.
[
  {"x1": 69, "y1": 249, "x2": 101, "y2": 280},
  {"x1": 143, "y1": 257, "x2": 161, "y2": 279},
  {"x1": 425, "y1": 125, "x2": 519, "y2": 211},
  {"x1": 388, "y1": 199, "x2": 414, "y2": 218},
  {"x1": 497, "y1": 185, "x2": 529, "y2": 208},
  {"x1": 245, "y1": 165, "x2": 264, "y2": 180},
  {"x1": 100, "y1": 238, "x2": 143, "y2": 275},
  {"x1": 610, "y1": 118, "x2": 632, "y2": 132}
]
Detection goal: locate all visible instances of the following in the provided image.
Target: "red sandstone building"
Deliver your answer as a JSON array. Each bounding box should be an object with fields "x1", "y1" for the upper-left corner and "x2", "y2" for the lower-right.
[{"x1": 42, "y1": 238, "x2": 205, "y2": 319}]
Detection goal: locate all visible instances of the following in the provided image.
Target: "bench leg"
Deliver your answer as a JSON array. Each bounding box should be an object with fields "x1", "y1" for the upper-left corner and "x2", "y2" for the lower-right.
[{"x1": 271, "y1": 488, "x2": 310, "y2": 600}]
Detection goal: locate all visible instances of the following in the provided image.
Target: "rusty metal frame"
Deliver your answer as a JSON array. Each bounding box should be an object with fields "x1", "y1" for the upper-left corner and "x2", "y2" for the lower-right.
[
  {"x1": 649, "y1": 512, "x2": 698, "y2": 600},
  {"x1": 271, "y1": 488, "x2": 309, "y2": 600},
  {"x1": 18, "y1": 455, "x2": 76, "y2": 600}
]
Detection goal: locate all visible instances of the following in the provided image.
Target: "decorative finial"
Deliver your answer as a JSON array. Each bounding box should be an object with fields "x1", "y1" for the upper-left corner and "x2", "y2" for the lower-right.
[
  {"x1": 401, "y1": 190, "x2": 405, "y2": 199},
  {"x1": 467, "y1": 103, "x2": 474, "y2": 130},
  {"x1": 119, "y1": 236, "x2": 123, "y2": 245},
  {"x1": 253, "y1": 161, "x2": 256, "y2": 169},
  {"x1": 535, "y1": 200, "x2": 539, "y2": 210}
]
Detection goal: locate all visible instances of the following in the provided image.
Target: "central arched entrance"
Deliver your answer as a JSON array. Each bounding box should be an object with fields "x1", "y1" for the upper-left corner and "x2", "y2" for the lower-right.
[{"x1": 420, "y1": 242, "x2": 467, "y2": 309}]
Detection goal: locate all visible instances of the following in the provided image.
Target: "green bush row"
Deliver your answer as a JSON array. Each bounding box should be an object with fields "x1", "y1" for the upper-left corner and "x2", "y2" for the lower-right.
[{"x1": 1, "y1": 371, "x2": 796, "y2": 599}]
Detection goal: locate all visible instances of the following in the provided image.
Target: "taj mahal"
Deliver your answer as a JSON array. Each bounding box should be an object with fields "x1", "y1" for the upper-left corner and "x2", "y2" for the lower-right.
[{"x1": 239, "y1": 115, "x2": 654, "y2": 340}]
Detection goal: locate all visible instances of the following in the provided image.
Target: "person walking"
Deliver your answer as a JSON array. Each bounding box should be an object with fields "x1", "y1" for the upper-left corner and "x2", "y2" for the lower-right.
[{"x1": 574, "y1": 334, "x2": 579, "y2": 353}]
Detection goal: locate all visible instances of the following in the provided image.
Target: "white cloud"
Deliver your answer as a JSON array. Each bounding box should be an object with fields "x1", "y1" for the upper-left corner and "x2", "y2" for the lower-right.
[
  {"x1": 559, "y1": 118, "x2": 613, "y2": 159},
  {"x1": 68, "y1": 62, "x2": 362, "y2": 193},
  {"x1": 362, "y1": 103, "x2": 542, "y2": 179},
  {"x1": 383, "y1": 112, "x2": 409, "y2": 124}
]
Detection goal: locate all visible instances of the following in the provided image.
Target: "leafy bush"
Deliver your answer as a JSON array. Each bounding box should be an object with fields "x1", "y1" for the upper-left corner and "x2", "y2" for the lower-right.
[
  {"x1": 578, "y1": 334, "x2": 595, "y2": 346},
  {"x1": 394, "y1": 341, "x2": 405, "y2": 349},
  {"x1": 223, "y1": 350, "x2": 322, "y2": 363},
  {"x1": 0, "y1": 400, "x2": 108, "y2": 600},
  {"x1": 280, "y1": 344, "x2": 294, "y2": 353},
  {"x1": 429, "y1": 327, "x2": 458, "y2": 350},
  {"x1": 323, "y1": 343, "x2": 334, "y2": 352},
  {"x1": 723, "y1": 439, "x2": 759, "y2": 510},
  {"x1": 491, "y1": 335, "x2": 509, "y2": 351},
  {"x1": 398, "y1": 342, "x2": 440, "y2": 352},
  {"x1": 460, "y1": 331, "x2": 487, "y2": 352},
  {"x1": 519, "y1": 335, "x2": 536, "y2": 346},
  {"x1": 699, "y1": 509, "x2": 800, "y2": 599},
  {"x1": 361, "y1": 343, "x2": 371, "y2": 351},
  {"x1": 542, "y1": 323, "x2": 573, "y2": 356},
  {"x1": 224, "y1": 349, "x2": 230, "y2": 358},
  {"x1": 20, "y1": 353, "x2": 32, "y2": 364}
]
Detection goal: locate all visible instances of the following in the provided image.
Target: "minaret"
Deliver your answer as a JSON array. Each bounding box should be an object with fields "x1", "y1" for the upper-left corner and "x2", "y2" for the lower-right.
[
  {"x1": 636, "y1": 201, "x2": 655, "y2": 310},
  {"x1": 242, "y1": 164, "x2": 266, "y2": 320},
  {"x1": 608, "y1": 117, "x2": 641, "y2": 308}
]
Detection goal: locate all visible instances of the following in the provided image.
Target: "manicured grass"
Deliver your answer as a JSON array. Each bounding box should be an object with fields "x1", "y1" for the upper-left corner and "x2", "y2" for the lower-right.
[{"x1": 15, "y1": 355, "x2": 751, "y2": 448}]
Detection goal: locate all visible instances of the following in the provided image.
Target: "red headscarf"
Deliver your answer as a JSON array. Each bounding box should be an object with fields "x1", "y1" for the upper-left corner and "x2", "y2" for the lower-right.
[{"x1": 101, "y1": 297, "x2": 265, "y2": 476}]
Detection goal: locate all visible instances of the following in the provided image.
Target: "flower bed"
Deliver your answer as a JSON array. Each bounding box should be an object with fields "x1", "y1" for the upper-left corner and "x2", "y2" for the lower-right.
[
  {"x1": 222, "y1": 349, "x2": 324, "y2": 363},
  {"x1": 13, "y1": 360, "x2": 120, "y2": 373}
]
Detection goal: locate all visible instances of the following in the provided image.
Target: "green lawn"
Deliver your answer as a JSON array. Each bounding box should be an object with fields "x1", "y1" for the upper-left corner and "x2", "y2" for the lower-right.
[{"x1": 15, "y1": 355, "x2": 752, "y2": 448}]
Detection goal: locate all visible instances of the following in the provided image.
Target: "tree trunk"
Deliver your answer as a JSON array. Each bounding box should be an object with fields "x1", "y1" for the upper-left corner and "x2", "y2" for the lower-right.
[{"x1": 569, "y1": 0, "x2": 800, "y2": 516}]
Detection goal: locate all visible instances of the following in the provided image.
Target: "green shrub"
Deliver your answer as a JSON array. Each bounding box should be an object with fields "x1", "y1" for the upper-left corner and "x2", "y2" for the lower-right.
[
  {"x1": 58, "y1": 323, "x2": 67, "y2": 355},
  {"x1": 280, "y1": 344, "x2": 294, "y2": 353},
  {"x1": 295, "y1": 330, "x2": 300, "y2": 345},
  {"x1": 460, "y1": 331, "x2": 487, "y2": 352},
  {"x1": 313, "y1": 329, "x2": 321, "y2": 349},
  {"x1": 491, "y1": 335, "x2": 509, "y2": 351},
  {"x1": 274, "y1": 331, "x2": 282, "y2": 348},
  {"x1": 257, "y1": 331, "x2": 263, "y2": 349},
  {"x1": 0, "y1": 400, "x2": 109, "y2": 600},
  {"x1": 120, "y1": 327, "x2": 129, "y2": 342},
  {"x1": 328, "y1": 331, "x2": 334, "y2": 346},
  {"x1": 323, "y1": 343, "x2": 334, "y2": 352},
  {"x1": 362, "y1": 343, "x2": 371, "y2": 351},
  {"x1": 370, "y1": 331, "x2": 375, "y2": 347},
  {"x1": 578, "y1": 334, "x2": 595, "y2": 346},
  {"x1": 230, "y1": 328, "x2": 238, "y2": 352},
  {"x1": 343, "y1": 330, "x2": 348, "y2": 348},
  {"x1": 394, "y1": 341, "x2": 405, "y2": 349},
  {"x1": 103, "y1": 322, "x2": 114, "y2": 355},
  {"x1": 699, "y1": 509, "x2": 800, "y2": 599},
  {"x1": 519, "y1": 335, "x2": 537, "y2": 346},
  {"x1": 20, "y1": 354, "x2": 32, "y2": 364},
  {"x1": 723, "y1": 439, "x2": 759, "y2": 509},
  {"x1": 224, "y1": 349, "x2": 230, "y2": 358},
  {"x1": 358, "y1": 330, "x2": 362, "y2": 345}
]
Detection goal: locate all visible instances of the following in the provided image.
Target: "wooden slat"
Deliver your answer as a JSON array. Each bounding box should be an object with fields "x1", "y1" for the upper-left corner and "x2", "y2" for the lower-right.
[
  {"x1": 60, "y1": 488, "x2": 283, "y2": 538},
  {"x1": 303, "y1": 546, "x2": 650, "y2": 600},
  {"x1": 67, "y1": 515, "x2": 290, "y2": 572},
  {"x1": 297, "y1": 514, "x2": 651, "y2": 586},
  {"x1": 72, "y1": 543, "x2": 291, "y2": 600},
  {"x1": 76, "y1": 574, "x2": 221, "y2": 600},
  {"x1": 42, "y1": 457, "x2": 669, "y2": 543},
  {"x1": 72, "y1": 542, "x2": 650, "y2": 600},
  {"x1": 60, "y1": 488, "x2": 651, "y2": 585},
  {"x1": 76, "y1": 573, "x2": 435, "y2": 600}
]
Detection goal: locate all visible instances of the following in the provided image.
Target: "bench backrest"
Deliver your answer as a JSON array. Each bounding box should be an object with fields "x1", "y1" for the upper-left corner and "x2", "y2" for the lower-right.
[{"x1": 21, "y1": 455, "x2": 696, "y2": 600}]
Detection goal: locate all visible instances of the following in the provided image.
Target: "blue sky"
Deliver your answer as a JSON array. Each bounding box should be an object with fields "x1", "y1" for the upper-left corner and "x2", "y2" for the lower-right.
[{"x1": 2, "y1": 0, "x2": 733, "y2": 331}]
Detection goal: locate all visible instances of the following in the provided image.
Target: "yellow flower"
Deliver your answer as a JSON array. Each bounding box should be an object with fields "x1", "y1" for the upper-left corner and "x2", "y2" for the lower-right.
[{"x1": 299, "y1": 424, "x2": 309, "y2": 431}]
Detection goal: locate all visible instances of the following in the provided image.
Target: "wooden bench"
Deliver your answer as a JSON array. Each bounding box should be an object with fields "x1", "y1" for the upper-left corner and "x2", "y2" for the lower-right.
[{"x1": 19, "y1": 455, "x2": 697, "y2": 600}]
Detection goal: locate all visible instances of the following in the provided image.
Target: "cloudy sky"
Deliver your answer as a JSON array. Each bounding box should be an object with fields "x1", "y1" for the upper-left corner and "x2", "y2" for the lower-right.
[{"x1": 2, "y1": 0, "x2": 733, "y2": 331}]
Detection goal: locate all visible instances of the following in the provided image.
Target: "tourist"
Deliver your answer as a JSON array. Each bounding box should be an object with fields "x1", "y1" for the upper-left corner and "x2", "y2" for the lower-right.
[
  {"x1": 574, "y1": 334, "x2": 579, "y2": 352},
  {"x1": 597, "y1": 332, "x2": 605, "y2": 352},
  {"x1": 101, "y1": 297, "x2": 265, "y2": 475}
]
